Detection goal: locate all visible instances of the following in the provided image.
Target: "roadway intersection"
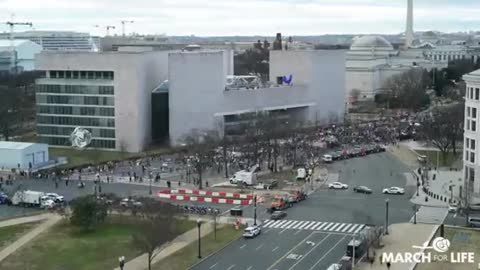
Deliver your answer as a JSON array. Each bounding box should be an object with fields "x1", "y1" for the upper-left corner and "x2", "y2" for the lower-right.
[{"x1": 192, "y1": 152, "x2": 416, "y2": 270}]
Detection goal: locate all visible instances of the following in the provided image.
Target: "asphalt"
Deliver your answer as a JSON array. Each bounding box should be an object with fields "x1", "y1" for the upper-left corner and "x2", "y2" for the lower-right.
[{"x1": 191, "y1": 152, "x2": 416, "y2": 270}]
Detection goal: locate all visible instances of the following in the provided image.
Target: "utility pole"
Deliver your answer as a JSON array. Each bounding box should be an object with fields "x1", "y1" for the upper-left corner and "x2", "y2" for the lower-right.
[
  {"x1": 120, "y1": 20, "x2": 134, "y2": 37},
  {"x1": 95, "y1": 25, "x2": 116, "y2": 36},
  {"x1": 253, "y1": 194, "x2": 257, "y2": 226},
  {"x1": 385, "y1": 199, "x2": 389, "y2": 235},
  {"x1": 352, "y1": 233, "x2": 356, "y2": 269},
  {"x1": 5, "y1": 18, "x2": 33, "y2": 74}
]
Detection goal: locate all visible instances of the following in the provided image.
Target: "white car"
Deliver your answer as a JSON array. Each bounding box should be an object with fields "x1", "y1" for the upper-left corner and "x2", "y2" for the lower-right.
[
  {"x1": 243, "y1": 225, "x2": 261, "y2": 238},
  {"x1": 45, "y1": 193, "x2": 64, "y2": 203},
  {"x1": 40, "y1": 198, "x2": 56, "y2": 209},
  {"x1": 328, "y1": 182, "x2": 349, "y2": 190},
  {"x1": 322, "y1": 154, "x2": 333, "y2": 163},
  {"x1": 382, "y1": 187, "x2": 405, "y2": 195},
  {"x1": 448, "y1": 203, "x2": 458, "y2": 213}
]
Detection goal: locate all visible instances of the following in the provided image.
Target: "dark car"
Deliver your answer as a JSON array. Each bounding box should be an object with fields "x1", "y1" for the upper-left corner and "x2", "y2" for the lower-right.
[
  {"x1": 271, "y1": 211, "x2": 287, "y2": 220},
  {"x1": 0, "y1": 193, "x2": 11, "y2": 205},
  {"x1": 353, "y1": 186, "x2": 372, "y2": 194}
]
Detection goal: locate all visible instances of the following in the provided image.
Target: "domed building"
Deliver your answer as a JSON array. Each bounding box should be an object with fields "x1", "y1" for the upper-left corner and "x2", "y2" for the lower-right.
[{"x1": 345, "y1": 35, "x2": 432, "y2": 106}]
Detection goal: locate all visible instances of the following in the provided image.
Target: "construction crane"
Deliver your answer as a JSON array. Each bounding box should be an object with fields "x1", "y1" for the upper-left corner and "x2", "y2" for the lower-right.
[
  {"x1": 95, "y1": 25, "x2": 116, "y2": 36},
  {"x1": 5, "y1": 20, "x2": 33, "y2": 73},
  {"x1": 120, "y1": 20, "x2": 134, "y2": 37}
]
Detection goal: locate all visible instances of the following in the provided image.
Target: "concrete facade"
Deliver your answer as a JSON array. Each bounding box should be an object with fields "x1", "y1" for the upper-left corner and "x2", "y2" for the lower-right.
[
  {"x1": 35, "y1": 50, "x2": 169, "y2": 153},
  {"x1": 0, "y1": 142, "x2": 48, "y2": 170},
  {"x1": 168, "y1": 50, "x2": 345, "y2": 145},
  {"x1": 463, "y1": 69, "x2": 480, "y2": 204}
]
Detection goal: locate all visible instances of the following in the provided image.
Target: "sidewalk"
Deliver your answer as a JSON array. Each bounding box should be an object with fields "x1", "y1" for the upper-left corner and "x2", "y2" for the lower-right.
[
  {"x1": 356, "y1": 223, "x2": 438, "y2": 270},
  {"x1": 0, "y1": 213, "x2": 51, "y2": 228},
  {"x1": 0, "y1": 214, "x2": 61, "y2": 263},
  {"x1": 115, "y1": 222, "x2": 215, "y2": 270}
]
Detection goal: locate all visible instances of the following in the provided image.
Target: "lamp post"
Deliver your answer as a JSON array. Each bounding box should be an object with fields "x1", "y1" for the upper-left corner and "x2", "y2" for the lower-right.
[
  {"x1": 197, "y1": 219, "x2": 202, "y2": 259},
  {"x1": 253, "y1": 194, "x2": 257, "y2": 226},
  {"x1": 385, "y1": 199, "x2": 389, "y2": 235},
  {"x1": 149, "y1": 170, "x2": 153, "y2": 195},
  {"x1": 413, "y1": 204, "x2": 417, "y2": 224},
  {"x1": 118, "y1": 256, "x2": 125, "y2": 270},
  {"x1": 352, "y1": 233, "x2": 356, "y2": 269}
]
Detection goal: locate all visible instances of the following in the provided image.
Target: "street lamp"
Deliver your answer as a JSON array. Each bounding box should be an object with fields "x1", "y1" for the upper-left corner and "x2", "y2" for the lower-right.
[
  {"x1": 253, "y1": 194, "x2": 257, "y2": 226},
  {"x1": 118, "y1": 256, "x2": 125, "y2": 270},
  {"x1": 149, "y1": 170, "x2": 153, "y2": 195},
  {"x1": 197, "y1": 219, "x2": 202, "y2": 259},
  {"x1": 385, "y1": 199, "x2": 389, "y2": 235}
]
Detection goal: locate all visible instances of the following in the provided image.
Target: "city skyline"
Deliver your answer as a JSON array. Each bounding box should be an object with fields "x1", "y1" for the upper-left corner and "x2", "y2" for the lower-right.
[{"x1": 1, "y1": 0, "x2": 480, "y2": 37}]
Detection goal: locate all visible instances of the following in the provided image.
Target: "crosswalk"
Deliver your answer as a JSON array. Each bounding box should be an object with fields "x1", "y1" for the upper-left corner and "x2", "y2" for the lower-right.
[{"x1": 262, "y1": 219, "x2": 365, "y2": 234}]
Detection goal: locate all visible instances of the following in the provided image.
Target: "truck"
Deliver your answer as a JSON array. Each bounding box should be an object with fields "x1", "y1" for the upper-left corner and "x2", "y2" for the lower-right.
[
  {"x1": 270, "y1": 194, "x2": 291, "y2": 212},
  {"x1": 296, "y1": 168, "x2": 307, "y2": 180},
  {"x1": 11, "y1": 190, "x2": 45, "y2": 207},
  {"x1": 229, "y1": 165, "x2": 258, "y2": 186}
]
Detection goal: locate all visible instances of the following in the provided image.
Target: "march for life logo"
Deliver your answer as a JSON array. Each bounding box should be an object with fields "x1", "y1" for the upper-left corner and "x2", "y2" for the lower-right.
[{"x1": 382, "y1": 236, "x2": 475, "y2": 264}]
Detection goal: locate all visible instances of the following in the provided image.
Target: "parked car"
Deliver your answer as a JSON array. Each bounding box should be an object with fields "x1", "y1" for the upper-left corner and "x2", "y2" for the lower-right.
[
  {"x1": 468, "y1": 216, "x2": 480, "y2": 227},
  {"x1": 120, "y1": 198, "x2": 143, "y2": 207},
  {"x1": 40, "y1": 198, "x2": 56, "y2": 209},
  {"x1": 328, "y1": 182, "x2": 349, "y2": 190},
  {"x1": 243, "y1": 225, "x2": 261, "y2": 238},
  {"x1": 322, "y1": 154, "x2": 333, "y2": 163},
  {"x1": 448, "y1": 203, "x2": 458, "y2": 213},
  {"x1": 382, "y1": 187, "x2": 405, "y2": 195},
  {"x1": 271, "y1": 211, "x2": 287, "y2": 220},
  {"x1": 0, "y1": 193, "x2": 11, "y2": 205},
  {"x1": 469, "y1": 203, "x2": 480, "y2": 211},
  {"x1": 45, "y1": 193, "x2": 65, "y2": 203},
  {"x1": 353, "y1": 186, "x2": 372, "y2": 194}
]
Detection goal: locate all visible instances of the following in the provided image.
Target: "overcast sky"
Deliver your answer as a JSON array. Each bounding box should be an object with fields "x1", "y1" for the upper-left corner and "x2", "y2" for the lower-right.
[{"x1": 1, "y1": 0, "x2": 479, "y2": 36}]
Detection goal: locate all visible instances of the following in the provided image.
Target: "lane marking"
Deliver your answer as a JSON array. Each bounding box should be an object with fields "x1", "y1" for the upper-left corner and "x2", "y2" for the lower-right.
[
  {"x1": 341, "y1": 224, "x2": 352, "y2": 232},
  {"x1": 322, "y1": 223, "x2": 334, "y2": 231},
  {"x1": 308, "y1": 235, "x2": 347, "y2": 270},
  {"x1": 266, "y1": 231, "x2": 316, "y2": 270},
  {"x1": 316, "y1": 222, "x2": 329, "y2": 231},
  {"x1": 294, "y1": 229, "x2": 303, "y2": 235},
  {"x1": 246, "y1": 267, "x2": 252, "y2": 270},
  {"x1": 273, "y1": 220, "x2": 288, "y2": 228},
  {"x1": 329, "y1": 223, "x2": 341, "y2": 232},
  {"x1": 256, "y1": 244, "x2": 264, "y2": 250},
  {"x1": 348, "y1": 224, "x2": 359, "y2": 233},
  {"x1": 354, "y1": 224, "x2": 365, "y2": 234},
  {"x1": 227, "y1": 265, "x2": 236, "y2": 270},
  {"x1": 288, "y1": 234, "x2": 331, "y2": 270},
  {"x1": 286, "y1": 221, "x2": 299, "y2": 229},
  {"x1": 209, "y1": 263, "x2": 218, "y2": 269},
  {"x1": 335, "y1": 223, "x2": 347, "y2": 232},
  {"x1": 263, "y1": 220, "x2": 274, "y2": 227},
  {"x1": 304, "y1": 221, "x2": 318, "y2": 230},
  {"x1": 281, "y1": 220, "x2": 295, "y2": 229},
  {"x1": 310, "y1": 222, "x2": 323, "y2": 230},
  {"x1": 298, "y1": 221, "x2": 312, "y2": 230},
  {"x1": 272, "y1": 246, "x2": 279, "y2": 252},
  {"x1": 240, "y1": 244, "x2": 247, "y2": 249},
  {"x1": 292, "y1": 221, "x2": 305, "y2": 229},
  {"x1": 267, "y1": 220, "x2": 280, "y2": 228}
]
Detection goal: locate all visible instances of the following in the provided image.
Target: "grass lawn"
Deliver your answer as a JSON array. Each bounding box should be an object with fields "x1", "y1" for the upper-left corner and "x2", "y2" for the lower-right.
[
  {"x1": 0, "y1": 222, "x2": 39, "y2": 249},
  {"x1": 0, "y1": 217, "x2": 195, "y2": 270},
  {"x1": 50, "y1": 147, "x2": 136, "y2": 168},
  {"x1": 416, "y1": 227, "x2": 480, "y2": 270},
  {"x1": 153, "y1": 224, "x2": 243, "y2": 270},
  {"x1": 416, "y1": 150, "x2": 461, "y2": 168}
]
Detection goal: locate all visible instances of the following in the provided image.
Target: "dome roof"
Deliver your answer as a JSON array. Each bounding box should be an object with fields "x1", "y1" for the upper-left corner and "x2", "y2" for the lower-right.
[
  {"x1": 350, "y1": 36, "x2": 393, "y2": 51},
  {"x1": 422, "y1": 31, "x2": 438, "y2": 39}
]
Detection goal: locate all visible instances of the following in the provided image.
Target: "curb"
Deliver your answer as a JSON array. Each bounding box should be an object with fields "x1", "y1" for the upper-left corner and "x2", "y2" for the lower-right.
[
  {"x1": 188, "y1": 227, "x2": 243, "y2": 269},
  {"x1": 408, "y1": 224, "x2": 440, "y2": 270}
]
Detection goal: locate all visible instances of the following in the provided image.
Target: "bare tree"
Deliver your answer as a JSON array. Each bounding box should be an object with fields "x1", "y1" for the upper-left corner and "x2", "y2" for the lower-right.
[
  {"x1": 419, "y1": 103, "x2": 464, "y2": 161},
  {"x1": 381, "y1": 68, "x2": 431, "y2": 110},
  {"x1": 181, "y1": 129, "x2": 219, "y2": 189},
  {"x1": 132, "y1": 198, "x2": 178, "y2": 270}
]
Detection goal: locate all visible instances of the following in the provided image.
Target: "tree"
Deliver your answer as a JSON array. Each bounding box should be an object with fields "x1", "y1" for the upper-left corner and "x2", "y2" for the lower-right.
[
  {"x1": 418, "y1": 103, "x2": 464, "y2": 161},
  {"x1": 70, "y1": 195, "x2": 107, "y2": 231},
  {"x1": 234, "y1": 44, "x2": 270, "y2": 80},
  {"x1": 131, "y1": 199, "x2": 178, "y2": 270},
  {"x1": 181, "y1": 129, "x2": 218, "y2": 189},
  {"x1": 381, "y1": 68, "x2": 431, "y2": 110}
]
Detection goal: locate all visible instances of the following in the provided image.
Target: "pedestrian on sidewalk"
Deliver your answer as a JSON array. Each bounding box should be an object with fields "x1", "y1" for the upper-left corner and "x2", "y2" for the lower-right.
[{"x1": 386, "y1": 262, "x2": 391, "y2": 269}]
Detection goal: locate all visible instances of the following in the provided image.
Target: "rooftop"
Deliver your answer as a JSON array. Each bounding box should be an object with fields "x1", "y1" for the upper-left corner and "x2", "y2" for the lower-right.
[
  {"x1": 0, "y1": 39, "x2": 35, "y2": 49},
  {"x1": 0, "y1": 141, "x2": 38, "y2": 150},
  {"x1": 350, "y1": 36, "x2": 393, "y2": 51}
]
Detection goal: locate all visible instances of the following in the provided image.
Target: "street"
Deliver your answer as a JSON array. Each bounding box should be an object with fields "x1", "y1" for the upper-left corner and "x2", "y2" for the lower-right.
[{"x1": 191, "y1": 152, "x2": 416, "y2": 270}]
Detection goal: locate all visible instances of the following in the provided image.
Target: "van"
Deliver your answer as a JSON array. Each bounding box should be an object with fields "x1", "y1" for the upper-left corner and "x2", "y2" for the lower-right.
[
  {"x1": 322, "y1": 154, "x2": 333, "y2": 163},
  {"x1": 468, "y1": 217, "x2": 480, "y2": 228},
  {"x1": 326, "y1": 264, "x2": 341, "y2": 270}
]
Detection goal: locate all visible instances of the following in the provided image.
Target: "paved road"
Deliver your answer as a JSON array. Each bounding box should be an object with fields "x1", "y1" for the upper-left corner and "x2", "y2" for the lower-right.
[{"x1": 192, "y1": 152, "x2": 415, "y2": 270}]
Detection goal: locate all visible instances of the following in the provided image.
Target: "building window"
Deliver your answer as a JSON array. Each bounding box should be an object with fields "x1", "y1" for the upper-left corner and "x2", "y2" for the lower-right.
[
  {"x1": 466, "y1": 138, "x2": 470, "y2": 149},
  {"x1": 467, "y1": 120, "x2": 471, "y2": 130},
  {"x1": 73, "y1": 71, "x2": 79, "y2": 79},
  {"x1": 473, "y1": 107, "x2": 478, "y2": 119},
  {"x1": 80, "y1": 71, "x2": 87, "y2": 79},
  {"x1": 476, "y1": 88, "x2": 480, "y2": 100},
  {"x1": 468, "y1": 107, "x2": 471, "y2": 117},
  {"x1": 471, "y1": 152, "x2": 476, "y2": 163},
  {"x1": 473, "y1": 120, "x2": 477, "y2": 132},
  {"x1": 470, "y1": 88, "x2": 474, "y2": 99},
  {"x1": 472, "y1": 139, "x2": 476, "y2": 150}
]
